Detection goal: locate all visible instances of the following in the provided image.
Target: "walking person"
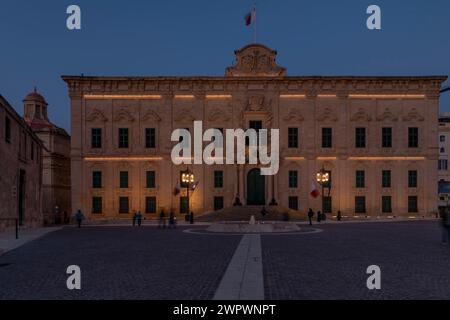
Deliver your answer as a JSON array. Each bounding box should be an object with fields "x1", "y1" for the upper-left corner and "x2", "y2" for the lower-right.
[
  {"x1": 136, "y1": 211, "x2": 142, "y2": 227},
  {"x1": 317, "y1": 210, "x2": 322, "y2": 223},
  {"x1": 189, "y1": 211, "x2": 194, "y2": 225},
  {"x1": 75, "y1": 209, "x2": 84, "y2": 228},
  {"x1": 158, "y1": 209, "x2": 166, "y2": 229},
  {"x1": 307, "y1": 208, "x2": 314, "y2": 226},
  {"x1": 169, "y1": 210, "x2": 176, "y2": 229},
  {"x1": 337, "y1": 210, "x2": 342, "y2": 222},
  {"x1": 132, "y1": 211, "x2": 137, "y2": 227}
]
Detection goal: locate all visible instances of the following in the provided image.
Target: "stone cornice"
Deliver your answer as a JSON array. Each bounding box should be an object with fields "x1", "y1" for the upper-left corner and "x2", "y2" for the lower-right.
[{"x1": 61, "y1": 75, "x2": 447, "y2": 98}]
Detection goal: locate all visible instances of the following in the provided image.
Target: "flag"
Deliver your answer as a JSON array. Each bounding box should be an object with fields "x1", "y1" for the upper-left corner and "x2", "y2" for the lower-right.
[
  {"x1": 190, "y1": 181, "x2": 200, "y2": 192},
  {"x1": 310, "y1": 181, "x2": 320, "y2": 198},
  {"x1": 245, "y1": 7, "x2": 256, "y2": 26},
  {"x1": 173, "y1": 184, "x2": 181, "y2": 196}
]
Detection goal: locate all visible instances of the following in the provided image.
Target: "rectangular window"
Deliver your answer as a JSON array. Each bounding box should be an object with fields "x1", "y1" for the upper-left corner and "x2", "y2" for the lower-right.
[
  {"x1": 288, "y1": 196, "x2": 298, "y2": 210},
  {"x1": 382, "y1": 196, "x2": 392, "y2": 213},
  {"x1": 408, "y1": 170, "x2": 418, "y2": 188},
  {"x1": 146, "y1": 171, "x2": 155, "y2": 189},
  {"x1": 246, "y1": 121, "x2": 262, "y2": 145},
  {"x1": 355, "y1": 196, "x2": 366, "y2": 214},
  {"x1": 145, "y1": 128, "x2": 156, "y2": 148},
  {"x1": 119, "y1": 197, "x2": 129, "y2": 214},
  {"x1": 382, "y1": 127, "x2": 392, "y2": 148},
  {"x1": 180, "y1": 196, "x2": 189, "y2": 214},
  {"x1": 288, "y1": 128, "x2": 298, "y2": 148},
  {"x1": 214, "y1": 196, "x2": 224, "y2": 211},
  {"x1": 92, "y1": 197, "x2": 102, "y2": 214},
  {"x1": 91, "y1": 128, "x2": 102, "y2": 148},
  {"x1": 408, "y1": 127, "x2": 418, "y2": 148},
  {"x1": 289, "y1": 170, "x2": 298, "y2": 188},
  {"x1": 5, "y1": 116, "x2": 11, "y2": 143},
  {"x1": 322, "y1": 127, "x2": 332, "y2": 148},
  {"x1": 439, "y1": 159, "x2": 448, "y2": 171},
  {"x1": 249, "y1": 121, "x2": 262, "y2": 131},
  {"x1": 355, "y1": 127, "x2": 366, "y2": 148},
  {"x1": 356, "y1": 170, "x2": 365, "y2": 188},
  {"x1": 145, "y1": 196, "x2": 157, "y2": 214},
  {"x1": 408, "y1": 196, "x2": 418, "y2": 213},
  {"x1": 118, "y1": 128, "x2": 129, "y2": 148},
  {"x1": 382, "y1": 170, "x2": 391, "y2": 188},
  {"x1": 120, "y1": 171, "x2": 129, "y2": 188},
  {"x1": 323, "y1": 196, "x2": 332, "y2": 214},
  {"x1": 214, "y1": 170, "x2": 223, "y2": 188},
  {"x1": 92, "y1": 171, "x2": 102, "y2": 188}
]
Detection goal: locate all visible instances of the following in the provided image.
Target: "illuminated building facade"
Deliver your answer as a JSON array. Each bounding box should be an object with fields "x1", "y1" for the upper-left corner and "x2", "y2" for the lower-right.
[{"x1": 63, "y1": 44, "x2": 447, "y2": 219}]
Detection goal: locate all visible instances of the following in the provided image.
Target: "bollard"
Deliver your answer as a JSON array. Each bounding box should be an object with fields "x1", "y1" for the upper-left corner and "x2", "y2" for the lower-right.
[{"x1": 15, "y1": 219, "x2": 18, "y2": 239}]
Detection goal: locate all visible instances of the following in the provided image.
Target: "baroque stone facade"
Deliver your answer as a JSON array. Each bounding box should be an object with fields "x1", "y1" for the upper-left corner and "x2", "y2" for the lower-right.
[
  {"x1": 63, "y1": 44, "x2": 447, "y2": 219},
  {"x1": 0, "y1": 95, "x2": 43, "y2": 230},
  {"x1": 23, "y1": 89, "x2": 71, "y2": 224}
]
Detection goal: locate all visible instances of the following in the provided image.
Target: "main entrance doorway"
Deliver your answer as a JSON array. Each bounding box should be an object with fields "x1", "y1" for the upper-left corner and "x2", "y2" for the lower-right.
[{"x1": 247, "y1": 168, "x2": 265, "y2": 205}]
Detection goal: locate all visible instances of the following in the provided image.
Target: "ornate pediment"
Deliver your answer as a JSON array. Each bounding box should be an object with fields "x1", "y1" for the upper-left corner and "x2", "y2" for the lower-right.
[
  {"x1": 225, "y1": 44, "x2": 286, "y2": 77},
  {"x1": 208, "y1": 109, "x2": 231, "y2": 122},
  {"x1": 350, "y1": 108, "x2": 372, "y2": 122},
  {"x1": 174, "y1": 109, "x2": 196, "y2": 122},
  {"x1": 283, "y1": 109, "x2": 304, "y2": 123},
  {"x1": 402, "y1": 108, "x2": 424, "y2": 122},
  {"x1": 316, "y1": 108, "x2": 338, "y2": 122},
  {"x1": 86, "y1": 109, "x2": 108, "y2": 122},
  {"x1": 114, "y1": 109, "x2": 135, "y2": 122},
  {"x1": 376, "y1": 108, "x2": 398, "y2": 122},
  {"x1": 141, "y1": 110, "x2": 161, "y2": 122}
]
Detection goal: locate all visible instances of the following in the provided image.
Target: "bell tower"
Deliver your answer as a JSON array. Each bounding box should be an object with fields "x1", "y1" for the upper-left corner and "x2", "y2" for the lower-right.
[{"x1": 23, "y1": 87, "x2": 52, "y2": 129}]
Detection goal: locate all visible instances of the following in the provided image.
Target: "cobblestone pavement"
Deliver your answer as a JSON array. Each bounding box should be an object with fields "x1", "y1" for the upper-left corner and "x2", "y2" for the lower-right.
[
  {"x1": 263, "y1": 221, "x2": 450, "y2": 300},
  {"x1": 0, "y1": 221, "x2": 449, "y2": 300},
  {"x1": 0, "y1": 226, "x2": 240, "y2": 300}
]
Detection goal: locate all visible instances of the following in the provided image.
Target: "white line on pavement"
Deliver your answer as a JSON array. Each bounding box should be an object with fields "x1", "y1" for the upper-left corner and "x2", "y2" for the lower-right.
[{"x1": 213, "y1": 234, "x2": 264, "y2": 300}]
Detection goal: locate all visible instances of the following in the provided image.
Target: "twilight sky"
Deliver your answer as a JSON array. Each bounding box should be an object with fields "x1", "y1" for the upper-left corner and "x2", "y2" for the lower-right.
[{"x1": 1, "y1": 0, "x2": 449, "y2": 132}]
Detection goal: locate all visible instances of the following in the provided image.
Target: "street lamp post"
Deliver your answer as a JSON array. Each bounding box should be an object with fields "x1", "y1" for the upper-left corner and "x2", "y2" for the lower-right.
[
  {"x1": 316, "y1": 167, "x2": 330, "y2": 216},
  {"x1": 181, "y1": 169, "x2": 195, "y2": 220}
]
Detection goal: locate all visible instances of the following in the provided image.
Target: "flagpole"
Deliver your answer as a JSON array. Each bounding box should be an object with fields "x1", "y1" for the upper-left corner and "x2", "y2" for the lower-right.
[{"x1": 253, "y1": 3, "x2": 257, "y2": 43}]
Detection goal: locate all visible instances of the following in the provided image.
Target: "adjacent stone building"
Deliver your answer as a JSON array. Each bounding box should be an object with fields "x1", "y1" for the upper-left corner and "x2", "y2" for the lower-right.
[
  {"x1": 23, "y1": 89, "x2": 71, "y2": 224},
  {"x1": 63, "y1": 44, "x2": 447, "y2": 220},
  {"x1": 438, "y1": 113, "x2": 450, "y2": 208},
  {"x1": 0, "y1": 95, "x2": 43, "y2": 230}
]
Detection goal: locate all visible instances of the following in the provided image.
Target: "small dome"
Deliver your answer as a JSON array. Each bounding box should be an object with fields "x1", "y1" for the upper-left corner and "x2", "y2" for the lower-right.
[{"x1": 23, "y1": 88, "x2": 47, "y2": 104}]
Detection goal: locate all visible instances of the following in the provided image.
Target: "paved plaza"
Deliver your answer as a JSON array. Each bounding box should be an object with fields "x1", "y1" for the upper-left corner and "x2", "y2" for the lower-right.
[{"x1": 0, "y1": 221, "x2": 449, "y2": 300}]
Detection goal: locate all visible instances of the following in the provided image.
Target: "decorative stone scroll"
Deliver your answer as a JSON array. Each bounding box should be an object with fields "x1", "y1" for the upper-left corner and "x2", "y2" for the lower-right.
[
  {"x1": 86, "y1": 109, "x2": 108, "y2": 122},
  {"x1": 225, "y1": 44, "x2": 286, "y2": 77}
]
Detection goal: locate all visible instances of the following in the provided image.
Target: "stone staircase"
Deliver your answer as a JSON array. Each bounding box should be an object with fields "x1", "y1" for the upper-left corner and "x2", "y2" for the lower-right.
[{"x1": 197, "y1": 205, "x2": 306, "y2": 222}]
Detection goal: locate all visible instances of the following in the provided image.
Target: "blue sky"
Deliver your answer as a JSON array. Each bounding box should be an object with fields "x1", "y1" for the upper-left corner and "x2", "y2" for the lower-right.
[{"x1": 1, "y1": 0, "x2": 449, "y2": 132}]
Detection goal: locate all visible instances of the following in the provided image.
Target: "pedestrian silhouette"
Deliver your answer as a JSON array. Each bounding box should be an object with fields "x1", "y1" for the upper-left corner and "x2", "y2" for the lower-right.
[
  {"x1": 158, "y1": 209, "x2": 166, "y2": 229},
  {"x1": 132, "y1": 211, "x2": 137, "y2": 227},
  {"x1": 75, "y1": 209, "x2": 84, "y2": 228},
  {"x1": 317, "y1": 210, "x2": 322, "y2": 223},
  {"x1": 189, "y1": 211, "x2": 194, "y2": 224},
  {"x1": 169, "y1": 210, "x2": 176, "y2": 229},
  {"x1": 307, "y1": 208, "x2": 314, "y2": 226},
  {"x1": 337, "y1": 210, "x2": 342, "y2": 221},
  {"x1": 136, "y1": 211, "x2": 142, "y2": 227}
]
